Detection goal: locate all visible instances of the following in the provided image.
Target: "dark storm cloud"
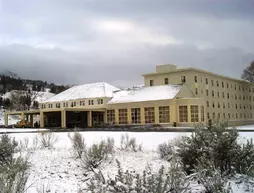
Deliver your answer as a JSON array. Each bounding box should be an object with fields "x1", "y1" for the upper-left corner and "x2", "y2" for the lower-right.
[
  {"x1": 0, "y1": 44, "x2": 253, "y2": 88},
  {"x1": 0, "y1": 0, "x2": 254, "y2": 87}
]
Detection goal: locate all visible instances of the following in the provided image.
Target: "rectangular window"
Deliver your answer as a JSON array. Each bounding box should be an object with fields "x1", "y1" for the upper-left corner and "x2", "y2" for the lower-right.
[
  {"x1": 195, "y1": 88, "x2": 198, "y2": 95},
  {"x1": 119, "y1": 109, "x2": 128, "y2": 124},
  {"x1": 181, "y1": 76, "x2": 186, "y2": 83},
  {"x1": 131, "y1": 108, "x2": 141, "y2": 124},
  {"x1": 107, "y1": 110, "x2": 115, "y2": 124},
  {"x1": 89, "y1": 100, "x2": 94, "y2": 105},
  {"x1": 159, "y1": 106, "x2": 170, "y2": 123},
  {"x1": 164, "y1": 78, "x2": 168, "y2": 85},
  {"x1": 217, "y1": 91, "x2": 220, "y2": 98},
  {"x1": 191, "y1": 105, "x2": 199, "y2": 122},
  {"x1": 97, "y1": 99, "x2": 103, "y2": 105},
  {"x1": 201, "y1": 106, "x2": 205, "y2": 122},
  {"x1": 222, "y1": 92, "x2": 225, "y2": 98},
  {"x1": 80, "y1": 101, "x2": 85, "y2": 106},
  {"x1": 73, "y1": 102, "x2": 76, "y2": 106},
  {"x1": 211, "y1": 80, "x2": 214, "y2": 86},
  {"x1": 194, "y1": 76, "x2": 197, "y2": 83},
  {"x1": 144, "y1": 107, "x2": 155, "y2": 123},
  {"x1": 212, "y1": 91, "x2": 214, "y2": 97},
  {"x1": 206, "y1": 78, "x2": 208, "y2": 85},
  {"x1": 217, "y1": 81, "x2": 219, "y2": 87},
  {"x1": 227, "y1": 83, "x2": 229, "y2": 88},
  {"x1": 222, "y1": 82, "x2": 224, "y2": 88},
  {"x1": 206, "y1": 89, "x2": 209, "y2": 96},
  {"x1": 207, "y1": 101, "x2": 209, "y2": 107},
  {"x1": 179, "y1": 106, "x2": 188, "y2": 122},
  {"x1": 149, "y1": 80, "x2": 154, "y2": 86}
]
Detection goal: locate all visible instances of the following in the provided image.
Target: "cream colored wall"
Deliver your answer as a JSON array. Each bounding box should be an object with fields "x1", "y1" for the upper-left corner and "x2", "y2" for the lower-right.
[
  {"x1": 144, "y1": 71, "x2": 193, "y2": 86},
  {"x1": 40, "y1": 97, "x2": 109, "y2": 111},
  {"x1": 106, "y1": 98, "x2": 205, "y2": 126},
  {"x1": 144, "y1": 69, "x2": 254, "y2": 125}
]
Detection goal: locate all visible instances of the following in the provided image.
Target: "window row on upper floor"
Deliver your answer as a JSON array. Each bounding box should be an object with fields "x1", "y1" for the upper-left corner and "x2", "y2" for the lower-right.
[
  {"x1": 149, "y1": 76, "x2": 254, "y2": 94},
  {"x1": 207, "y1": 112, "x2": 253, "y2": 120},
  {"x1": 41, "y1": 98, "x2": 104, "y2": 109},
  {"x1": 206, "y1": 101, "x2": 254, "y2": 110},
  {"x1": 195, "y1": 88, "x2": 254, "y2": 101}
]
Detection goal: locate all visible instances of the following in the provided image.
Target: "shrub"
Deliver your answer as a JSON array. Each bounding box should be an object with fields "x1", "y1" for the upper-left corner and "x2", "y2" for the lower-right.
[
  {"x1": 86, "y1": 157, "x2": 190, "y2": 193},
  {"x1": 68, "y1": 132, "x2": 86, "y2": 158},
  {"x1": 120, "y1": 134, "x2": 142, "y2": 152},
  {"x1": 178, "y1": 122, "x2": 240, "y2": 175},
  {"x1": 0, "y1": 135, "x2": 30, "y2": 193},
  {"x1": 157, "y1": 141, "x2": 174, "y2": 161},
  {"x1": 19, "y1": 137, "x2": 30, "y2": 152},
  {"x1": 193, "y1": 158, "x2": 231, "y2": 193},
  {"x1": 37, "y1": 131, "x2": 59, "y2": 149},
  {"x1": 0, "y1": 134, "x2": 18, "y2": 167},
  {"x1": 82, "y1": 139, "x2": 115, "y2": 172},
  {"x1": 234, "y1": 139, "x2": 254, "y2": 177}
]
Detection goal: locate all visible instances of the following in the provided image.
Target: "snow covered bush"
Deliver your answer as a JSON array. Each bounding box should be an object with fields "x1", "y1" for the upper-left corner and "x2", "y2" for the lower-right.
[
  {"x1": 82, "y1": 139, "x2": 115, "y2": 172},
  {"x1": 193, "y1": 158, "x2": 231, "y2": 193},
  {"x1": 0, "y1": 134, "x2": 30, "y2": 193},
  {"x1": 157, "y1": 141, "x2": 175, "y2": 161},
  {"x1": 86, "y1": 157, "x2": 190, "y2": 193},
  {"x1": 234, "y1": 139, "x2": 254, "y2": 177},
  {"x1": 120, "y1": 134, "x2": 142, "y2": 152},
  {"x1": 68, "y1": 132, "x2": 86, "y2": 158},
  {"x1": 178, "y1": 122, "x2": 240, "y2": 175},
  {"x1": 37, "y1": 131, "x2": 59, "y2": 149}
]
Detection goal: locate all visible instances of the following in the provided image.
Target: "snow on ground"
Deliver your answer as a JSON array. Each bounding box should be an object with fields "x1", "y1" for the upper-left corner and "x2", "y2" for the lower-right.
[{"x1": 0, "y1": 129, "x2": 252, "y2": 192}]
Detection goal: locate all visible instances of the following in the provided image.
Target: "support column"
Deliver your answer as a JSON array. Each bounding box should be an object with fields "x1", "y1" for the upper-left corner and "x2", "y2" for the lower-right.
[
  {"x1": 103, "y1": 111, "x2": 107, "y2": 124},
  {"x1": 21, "y1": 112, "x2": 25, "y2": 121},
  {"x1": 40, "y1": 111, "x2": 44, "y2": 128},
  {"x1": 170, "y1": 100, "x2": 177, "y2": 124},
  {"x1": 61, "y1": 110, "x2": 66, "y2": 128},
  {"x1": 127, "y1": 108, "x2": 132, "y2": 124},
  {"x1": 188, "y1": 104, "x2": 191, "y2": 123},
  {"x1": 115, "y1": 109, "x2": 119, "y2": 125},
  {"x1": 154, "y1": 106, "x2": 159, "y2": 124},
  {"x1": 30, "y1": 114, "x2": 33, "y2": 127},
  {"x1": 140, "y1": 107, "x2": 145, "y2": 125},
  {"x1": 88, "y1": 111, "x2": 92, "y2": 127},
  {"x1": 4, "y1": 113, "x2": 8, "y2": 127}
]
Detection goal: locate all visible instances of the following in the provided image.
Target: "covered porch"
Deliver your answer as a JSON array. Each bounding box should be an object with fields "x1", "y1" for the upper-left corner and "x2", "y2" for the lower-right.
[{"x1": 40, "y1": 108, "x2": 106, "y2": 128}]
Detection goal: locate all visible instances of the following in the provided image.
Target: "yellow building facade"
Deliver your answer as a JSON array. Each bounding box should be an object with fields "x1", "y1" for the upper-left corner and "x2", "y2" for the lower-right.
[
  {"x1": 143, "y1": 64, "x2": 254, "y2": 126},
  {"x1": 4, "y1": 64, "x2": 254, "y2": 128}
]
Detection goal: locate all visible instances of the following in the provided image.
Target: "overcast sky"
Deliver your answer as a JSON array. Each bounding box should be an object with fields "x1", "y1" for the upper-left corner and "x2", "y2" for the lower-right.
[{"x1": 0, "y1": 0, "x2": 254, "y2": 87}]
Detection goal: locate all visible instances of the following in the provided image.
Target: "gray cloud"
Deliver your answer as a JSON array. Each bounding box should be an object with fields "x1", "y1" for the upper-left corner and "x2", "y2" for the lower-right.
[{"x1": 0, "y1": 0, "x2": 253, "y2": 87}]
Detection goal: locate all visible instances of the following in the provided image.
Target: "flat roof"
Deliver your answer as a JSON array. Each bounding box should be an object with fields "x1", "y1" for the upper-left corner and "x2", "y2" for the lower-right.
[{"x1": 142, "y1": 67, "x2": 253, "y2": 85}]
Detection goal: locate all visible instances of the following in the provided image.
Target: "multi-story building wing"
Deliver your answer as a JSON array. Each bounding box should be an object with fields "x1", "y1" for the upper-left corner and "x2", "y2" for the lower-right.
[{"x1": 143, "y1": 64, "x2": 254, "y2": 126}]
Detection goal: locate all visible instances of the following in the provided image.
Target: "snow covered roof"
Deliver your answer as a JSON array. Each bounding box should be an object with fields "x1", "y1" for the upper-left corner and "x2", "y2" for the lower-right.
[
  {"x1": 43, "y1": 82, "x2": 120, "y2": 103},
  {"x1": 108, "y1": 84, "x2": 183, "y2": 104}
]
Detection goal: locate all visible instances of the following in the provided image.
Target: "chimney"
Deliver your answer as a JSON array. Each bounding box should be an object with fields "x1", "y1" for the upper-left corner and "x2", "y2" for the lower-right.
[{"x1": 156, "y1": 64, "x2": 177, "y2": 73}]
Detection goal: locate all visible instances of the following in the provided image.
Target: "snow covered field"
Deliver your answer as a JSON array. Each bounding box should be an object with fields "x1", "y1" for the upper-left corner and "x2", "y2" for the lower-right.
[{"x1": 1, "y1": 129, "x2": 253, "y2": 193}]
